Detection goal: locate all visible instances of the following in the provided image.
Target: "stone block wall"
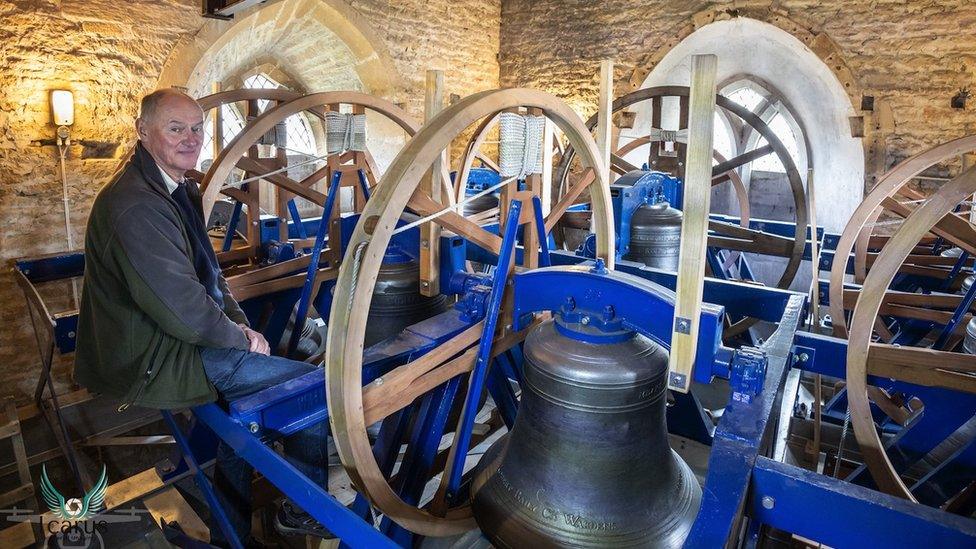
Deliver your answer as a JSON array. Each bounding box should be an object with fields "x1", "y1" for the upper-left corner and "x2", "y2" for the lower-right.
[
  {"x1": 499, "y1": 0, "x2": 976, "y2": 171},
  {"x1": 0, "y1": 0, "x2": 501, "y2": 403}
]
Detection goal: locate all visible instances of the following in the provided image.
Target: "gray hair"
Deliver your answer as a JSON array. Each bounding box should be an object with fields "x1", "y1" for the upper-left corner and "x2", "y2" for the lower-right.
[{"x1": 139, "y1": 88, "x2": 198, "y2": 124}]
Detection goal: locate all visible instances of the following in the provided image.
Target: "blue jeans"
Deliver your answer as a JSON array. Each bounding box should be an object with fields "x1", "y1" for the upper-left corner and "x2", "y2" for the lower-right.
[{"x1": 200, "y1": 347, "x2": 328, "y2": 546}]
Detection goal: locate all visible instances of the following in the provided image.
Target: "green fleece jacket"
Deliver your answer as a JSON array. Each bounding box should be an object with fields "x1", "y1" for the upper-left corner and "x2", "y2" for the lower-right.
[{"x1": 74, "y1": 142, "x2": 250, "y2": 409}]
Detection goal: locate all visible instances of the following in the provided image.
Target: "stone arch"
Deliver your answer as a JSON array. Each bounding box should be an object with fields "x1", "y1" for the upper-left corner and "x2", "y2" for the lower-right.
[{"x1": 156, "y1": 0, "x2": 403, "y2": 98}]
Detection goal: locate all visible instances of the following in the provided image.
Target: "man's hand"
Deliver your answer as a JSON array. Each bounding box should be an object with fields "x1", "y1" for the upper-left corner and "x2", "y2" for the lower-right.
[{"x1": 240, "y1": 324, "x2": 270, "y2": 356}]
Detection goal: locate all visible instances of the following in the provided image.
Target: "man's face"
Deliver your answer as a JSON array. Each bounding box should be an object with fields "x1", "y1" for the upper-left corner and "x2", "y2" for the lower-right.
[{"x1": 137, "y1": 95, "x2": 205, "y2": 179}]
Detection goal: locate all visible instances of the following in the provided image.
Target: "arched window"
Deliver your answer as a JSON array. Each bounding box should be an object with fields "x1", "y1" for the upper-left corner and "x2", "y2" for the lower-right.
[
  {"x1": 197, "y1": 71, "x2": 318, "y2": 170},
  {"x1": 720, "y1": 79, "x2": 804, "y2": 174}
]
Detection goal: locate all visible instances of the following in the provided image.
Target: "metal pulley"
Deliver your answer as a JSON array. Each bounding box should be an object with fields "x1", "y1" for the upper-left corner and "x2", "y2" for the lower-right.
[
  {"x1": 625, "y1": 201, "x2": 683, "y2": 271},
  {"x1": 471, "y1": 312, "x2": 701, "y2": 547}
]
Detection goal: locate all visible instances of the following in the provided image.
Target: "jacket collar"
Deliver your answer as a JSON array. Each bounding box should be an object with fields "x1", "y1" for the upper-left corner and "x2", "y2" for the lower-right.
[{"x1": 133, "y1": 141, "x2": 176, "y2": 199}]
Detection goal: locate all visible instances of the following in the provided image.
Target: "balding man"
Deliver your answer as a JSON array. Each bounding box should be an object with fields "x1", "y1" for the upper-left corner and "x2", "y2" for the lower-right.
[{"x1": 75, "y1": 88, "x2": 332, "y2": 546}]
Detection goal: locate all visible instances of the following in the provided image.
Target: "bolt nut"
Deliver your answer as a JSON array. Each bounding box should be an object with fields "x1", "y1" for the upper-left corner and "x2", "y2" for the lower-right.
[
  {"x1": 799, "y1": 353, "x2": 809, "y2": 362},
  {"x1": 762, "y1": 496, "x2": 775, "y2": 509},
  {"x1": 248, "y1": 422, "x2": 260, "y2": 434},
  {"x1": 375, "y1": 377, "x2": 384, "y2": 386},
  {"x1": 580, "y1": 316, "x2": 591, "y2": 325}
]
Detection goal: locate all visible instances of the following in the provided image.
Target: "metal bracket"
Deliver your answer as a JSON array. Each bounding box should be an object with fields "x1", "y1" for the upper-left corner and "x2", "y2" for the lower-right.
[{"x1": 730, "y1": 346, "x2": 768, "y2": 404}]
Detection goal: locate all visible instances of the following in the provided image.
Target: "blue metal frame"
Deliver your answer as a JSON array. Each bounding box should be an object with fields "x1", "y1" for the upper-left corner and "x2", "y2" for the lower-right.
[
  {"x1": 286, "y1": 171, "x2": 343, "y2": 357},
  {"x1": 750, "y1": 456, "x2": 976, "y2": 546},
  {"x1": 187, "y1": 404, "x2": 398, "y2": 547},
  {"x1": 443, "y1": 199, "x2": 524, "y2": 502}
]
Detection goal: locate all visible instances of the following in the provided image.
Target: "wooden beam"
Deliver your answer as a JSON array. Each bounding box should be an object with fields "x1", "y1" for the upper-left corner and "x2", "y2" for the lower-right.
[
  {"x1": 667, "y1": 54, "x2": 718, "y2": 393},
  {"x1": 596, "y1": 60, "x2": 614, "y2": 181},
  {"x1": 421, "y1": 70, "x2": 445, "y2": 296}
]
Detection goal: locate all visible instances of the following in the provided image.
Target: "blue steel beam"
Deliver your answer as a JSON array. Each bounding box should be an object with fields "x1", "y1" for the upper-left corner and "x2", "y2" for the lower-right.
[
  {"x1": 543, "y1": 250, "x2": 800, "y2": 324},
  {"x1": 193, "y1": 404, "x2": 398, "y2": 547},
  {"x1": 685, "y1": 294, "x2": 805, "y2": 548},
  {"x1": 443, "y1": 199, "x2": 523, "y2": 503},
  {"x1": 750, "y1": 456, "x2": 976, "y2": 546}
]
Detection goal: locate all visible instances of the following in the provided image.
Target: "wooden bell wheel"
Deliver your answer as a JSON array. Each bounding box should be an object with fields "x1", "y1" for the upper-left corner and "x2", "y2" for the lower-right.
[
  {"x1": 554, "y1": 86, "x2": 807, "y2": 337},
  {"x1": 200, "y1": 90, "x2": 435, "y2": 222},
  {"x1": 325, "y1": 88, "x2": 614, "y2": 536},
  {"x1": 846, "y1": 163, "x2": 976, "y2": 500},
  {"x1": 829, "y1": 135, "x2": 976, "y2": 337}
]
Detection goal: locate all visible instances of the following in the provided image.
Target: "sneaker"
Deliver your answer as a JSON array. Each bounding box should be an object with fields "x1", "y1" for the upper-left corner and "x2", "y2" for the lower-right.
[{"x1": 273, "y1": 500, "x2": 337, "y2": 540}]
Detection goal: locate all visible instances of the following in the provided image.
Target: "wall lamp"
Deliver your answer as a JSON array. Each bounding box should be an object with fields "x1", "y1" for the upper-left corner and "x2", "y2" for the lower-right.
[{"x1": 51, "y1": 89, "x2": 74, "y2": 145}]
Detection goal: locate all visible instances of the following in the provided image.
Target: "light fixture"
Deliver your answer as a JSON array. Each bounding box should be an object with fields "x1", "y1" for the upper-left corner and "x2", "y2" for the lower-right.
[
  {"x1": 51, "y1": 90, "x2": 74, "y2": 126},
  {"x1": 51, "y1": 90, "x2": 74, "y2": 146}
]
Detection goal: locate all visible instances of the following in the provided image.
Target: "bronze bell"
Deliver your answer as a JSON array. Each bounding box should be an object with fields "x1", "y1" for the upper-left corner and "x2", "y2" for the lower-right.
[
  {"x1": 364, "y1": 250, "x2": 452, "y2": 347},
  {"x1": 471, "y1": 316, "x2": 701, "y2": 547},
  {"x1": 625, "y1": 201, "x2": 683, "y2": 272}
]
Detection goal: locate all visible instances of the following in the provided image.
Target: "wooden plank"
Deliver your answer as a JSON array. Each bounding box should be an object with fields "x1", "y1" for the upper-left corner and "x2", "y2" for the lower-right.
[
  {"x1": 596, "y1": 60, "x2": 613, "y2": 181},
  {"x1": 420, "y1": 70, "x2": 445, "y2": 297},
  {"x1": 408, "y1": 192, "x2": 503, "y2": 254},
  {"x1": 0, "y1": 522, "x2": 34, "y2": 548},
  {"x1": 667, "y1": 54, "x2": 718, "y2": 393},
  {"x1": 233, "y1": 266, "x2": 339, "y2": 302},
  {"x1": 143, "y1": 487, "x2": 210, "y2": 542},
  {"x1": 226, "y1": 254, "x2": 314, "y2": 290}
]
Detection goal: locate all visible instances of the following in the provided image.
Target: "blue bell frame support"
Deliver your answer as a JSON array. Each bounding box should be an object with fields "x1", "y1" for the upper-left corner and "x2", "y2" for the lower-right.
[{"x1": 18, "y1": 168, "x2": 976, "y2": 545}]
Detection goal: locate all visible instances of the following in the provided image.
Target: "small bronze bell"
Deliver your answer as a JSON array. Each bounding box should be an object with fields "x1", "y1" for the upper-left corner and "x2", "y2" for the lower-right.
[{"x1": 471, "y1": 316, "x2": 701, "y2": 547}]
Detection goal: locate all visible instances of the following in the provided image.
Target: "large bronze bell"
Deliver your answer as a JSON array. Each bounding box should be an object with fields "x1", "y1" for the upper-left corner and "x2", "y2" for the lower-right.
[
  {"x1": 471, "y1": 316, "x2": 701, "y2": 547},
  {"x1": 364, "y1": 252, "x2": 452, "y2": 347},
  {"x1": 625, "y1": 201, "x2": 683, "y2": 271}
]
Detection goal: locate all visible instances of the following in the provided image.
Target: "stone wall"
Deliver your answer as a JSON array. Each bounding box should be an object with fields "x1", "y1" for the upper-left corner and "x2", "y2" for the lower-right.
[
  {"x1": 499, "y1": 1, "x2": 976, "y2": 173},
  {"x1": 0, "y1": 0, "x2": 501, "y2": 403}
]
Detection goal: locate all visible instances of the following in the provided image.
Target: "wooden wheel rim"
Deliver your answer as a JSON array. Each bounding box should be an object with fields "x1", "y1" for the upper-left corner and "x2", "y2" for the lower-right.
[
  {"x1": 325, "y1": 88, "x2": 614, "y2": 536},
  {"x1": 846, "y1": 164, "x2": 976, "y2": 500},
  {"x1": 200, "y1": 91, "x2": 424, "y2": 221},
  {"x1": 829, "y1": 135, "x2": 976, "y2": 337}
]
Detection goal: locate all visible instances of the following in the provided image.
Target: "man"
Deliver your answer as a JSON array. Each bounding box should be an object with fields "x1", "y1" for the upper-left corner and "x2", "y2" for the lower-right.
[{"x1": 75, "y1": 88, "x2": 331, "y2": 546}]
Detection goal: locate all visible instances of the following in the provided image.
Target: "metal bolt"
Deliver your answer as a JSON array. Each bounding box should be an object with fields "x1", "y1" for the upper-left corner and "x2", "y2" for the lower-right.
[
  {"x1": 799, "y1": 353, "x2": 809, "y2": 362},
  {"x1": 375, "y1": 377, "x2": 384, "y2": 386},
  {"x1": 252, "y1": 221, "x2": 259, "y2": 226},
  {"x1": 421, "y1": 281, "x2": 430, "y2": 288},
  {"x1": 421, "y1": 239, "x2": 430, "y2": 248},
  {"x1": 580, "y1": 316, "x2": 590, "y2": 325},
  {"x1": 248, "y1": 422, "x2": 260, "y2": 434},
  {"x1": 761, "y1": 496, "x2": 775, "y2": 509}
]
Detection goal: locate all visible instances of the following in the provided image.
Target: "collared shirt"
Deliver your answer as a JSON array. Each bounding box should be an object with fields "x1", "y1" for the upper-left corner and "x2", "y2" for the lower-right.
[{"x1": 158, "y1": 167, "x2": 181, "y2": 194}]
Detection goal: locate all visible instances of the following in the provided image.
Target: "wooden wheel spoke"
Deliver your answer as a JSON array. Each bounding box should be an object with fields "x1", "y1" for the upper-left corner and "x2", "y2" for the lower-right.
[
  {"x1": 868, "y1": 344, "x2": 976, "y2": 393},
  {"x1": 362, "y1": 322, "x2": 484, "y2": 425},
  {"x1": 408, "y1": 191, "x2": 503, "y2": 254},
  {"x1": 707, "y1": 220, "x2": 794, "y2": 257},
  {"x1": 546, "y1": 167, "x2": 594, "y2": 233},
  {"x1": 710, "y1": 144, "x2": 774, "y2": 176},
  {"x1": 236, "y1": 157, "x2": 329, "y2": 206},
  {"x1": 609, "y1": 153, "x2": 639, "y2": 175}
]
